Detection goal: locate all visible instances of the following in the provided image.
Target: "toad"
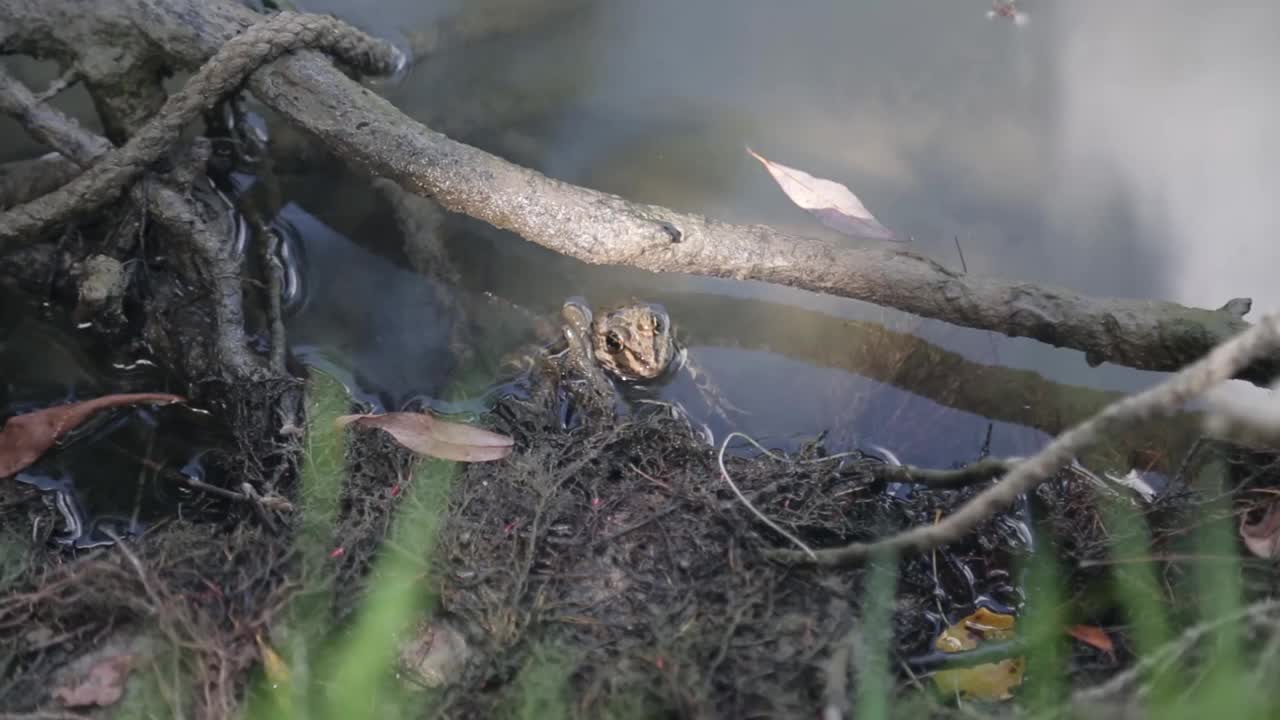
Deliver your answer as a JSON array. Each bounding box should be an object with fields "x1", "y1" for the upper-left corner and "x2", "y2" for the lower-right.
[{"x1": 549, "y1": 298, "x2": 742, "y2": 437}]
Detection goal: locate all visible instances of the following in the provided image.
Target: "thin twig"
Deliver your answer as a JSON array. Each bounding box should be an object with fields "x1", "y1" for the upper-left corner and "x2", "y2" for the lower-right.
[
  {"x1": 770, "y1": 312, "x2": 1280, "y2": 566},
  {"x1": 718, "y1": 431, "x2": 816, "y2": 560},
  {"x1": 32, "y1": 67, "x2": 78, "y2": 103},
  {"x1": 723, "y1": 430, "x2": 1014, "y2": 490},
  {"x1": 101, "y1": 528, "x2": 164, "y2": 611},
  {"x1": 1170, "y1": 436, "x2": 1208, "y2": 492}
]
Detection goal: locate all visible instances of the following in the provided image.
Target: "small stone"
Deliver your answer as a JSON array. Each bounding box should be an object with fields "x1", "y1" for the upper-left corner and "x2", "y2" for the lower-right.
[
  {"x1": 397, "y1": 618, "x2": 469, "y2": 689},
  {"x1": 73, "y1": 254, "x2": 128, "y2": 326}
]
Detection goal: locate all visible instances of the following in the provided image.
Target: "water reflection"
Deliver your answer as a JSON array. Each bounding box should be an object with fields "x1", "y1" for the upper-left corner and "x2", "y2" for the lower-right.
[
  {"x1": 284, "y1": 0, "x2": 1250, "y2": 465},
  {"x1": 0, "y1": 290, "x2": 224, "y2": 547}
]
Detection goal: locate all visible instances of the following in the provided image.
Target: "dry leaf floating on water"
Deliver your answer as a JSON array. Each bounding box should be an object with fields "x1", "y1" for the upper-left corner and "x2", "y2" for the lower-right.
[
  {"x1": 746, "y1": 146, "x2": 900, "y2": 242},
  {"x1": 0, "y1": 393, "x2": 186, "y2": 479},
  {"x1": 336, "y1": 412, "x2": 514, "y2": 462}
]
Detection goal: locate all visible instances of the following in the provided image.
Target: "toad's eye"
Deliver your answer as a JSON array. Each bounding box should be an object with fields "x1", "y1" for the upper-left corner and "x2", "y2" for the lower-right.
[
  {"x1": 651, "y1": 313, "x2": 665, "y2": 333},
  {"x1": 605, "y1": 331, "x2": 623, "y2": 353}
]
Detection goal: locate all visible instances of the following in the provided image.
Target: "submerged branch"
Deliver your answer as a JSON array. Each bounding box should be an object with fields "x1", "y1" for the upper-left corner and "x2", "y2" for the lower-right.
[
  {"x1": 660, "y1": 291, "x2": 1204, "y2": 471},
  {"x1": 770, "y1": 312, "x2": 1280, "y2": 566}
]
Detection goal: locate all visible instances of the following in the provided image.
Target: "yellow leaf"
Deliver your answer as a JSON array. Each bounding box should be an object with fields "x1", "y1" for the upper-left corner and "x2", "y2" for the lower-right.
[
  {"x1": 256, "y1": 633, "x2": 290, "y2": 687},
  {"x1": 931, "y1": 608, "x2": 1024, "y2": 701},
  {"x1": 933, "y1": 659, "x2": 1026, "y2": 701}
]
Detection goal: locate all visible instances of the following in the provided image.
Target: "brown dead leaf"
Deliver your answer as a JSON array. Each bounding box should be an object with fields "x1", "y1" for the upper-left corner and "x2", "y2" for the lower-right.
[
  {"x1": 1241, "y1": 499, "x2": 1280, "y2": 559},
  {"x1": 52, "y1": 653, "x2": 135, "y2": 708},
  {"x1": 1066, "y1": 625, "x2": 1116, "y2": 658},
  {"x1": 337, "y1": 412, "x2": 514, "y2": 462},
  {"x1": 747, "y1": 146, "x2": 900, "y2": 242},
  {"x1": 1, "y1": 393, "x2": 185, "y2": 478}
]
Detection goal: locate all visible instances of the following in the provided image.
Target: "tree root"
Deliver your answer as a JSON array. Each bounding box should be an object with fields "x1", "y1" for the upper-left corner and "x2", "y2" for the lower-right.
[
  {"x1": 0, "y1": 64, "x2": 263, "y2": 381},
  {"x1": 0, "y1": 11, "x2": 402, "y2": 244}
]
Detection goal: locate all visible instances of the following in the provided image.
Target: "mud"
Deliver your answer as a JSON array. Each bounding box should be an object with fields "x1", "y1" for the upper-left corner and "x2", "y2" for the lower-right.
[{"x1": 365, "y1": 353, "x2": 1173, "y2": 717}]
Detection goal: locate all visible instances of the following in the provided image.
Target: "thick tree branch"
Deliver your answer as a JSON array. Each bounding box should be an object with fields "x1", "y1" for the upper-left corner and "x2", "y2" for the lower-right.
[{"x1": 2, "y1": 0, "x2": 1276, "y2": 386}]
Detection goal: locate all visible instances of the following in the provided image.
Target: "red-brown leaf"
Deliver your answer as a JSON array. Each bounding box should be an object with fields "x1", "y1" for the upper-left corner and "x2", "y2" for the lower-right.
[
  {"x1": 337, "y1": 412, "x2": 514, "y2": 463},
  {"x1": 0, "y1": 393, "x2": 185, "y2": 478},
  {"x1": 1066, "y1": 625, "x2": 1115, "y2": 657}
]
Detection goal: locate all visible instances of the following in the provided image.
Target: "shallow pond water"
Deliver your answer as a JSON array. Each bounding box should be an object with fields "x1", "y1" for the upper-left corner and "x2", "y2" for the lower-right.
[
  {"x1": 2, "y1": 0, "x2": 1277, "y2": 538},
  {"x1": 276, "y1": 0, "x2": 1280, "y2": 463}
]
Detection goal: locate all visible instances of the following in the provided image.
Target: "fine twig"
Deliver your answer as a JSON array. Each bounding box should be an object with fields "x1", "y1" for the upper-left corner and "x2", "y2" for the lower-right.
[
  {"x1": 0, "y1": 66, "x2": 111, "y2": 165},
  {"x1": 770, "y1": 312, "x2": 1280, "y2": 566},
  {"x1": 718, "y1": 431, "x2": 817, "y2": 560},
  {"x1": 722, "y1": 430, "x2": 1014, "y2": 490},
  {"x1": 31, "y1": 68, "x2": 77, "y2": 104},
  {"x1": 101, "y1": 528, "x2": 164, "y2": 611},
  {"x1": 953, "y1": 235, "x2": 968, "y2": 274}
]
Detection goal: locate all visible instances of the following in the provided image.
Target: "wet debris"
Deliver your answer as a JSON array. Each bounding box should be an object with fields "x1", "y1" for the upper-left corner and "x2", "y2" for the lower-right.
[{"x1": 0, "y1": 393, "x2": 185, "y2": 478}]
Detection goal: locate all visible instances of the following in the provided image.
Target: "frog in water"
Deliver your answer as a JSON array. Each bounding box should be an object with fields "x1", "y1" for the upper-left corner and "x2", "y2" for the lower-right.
[
  {"x1": 560, "y1": 300, "x2": 673, "y2": 381},
  {"x1": 545, "y1": 298, "x2": 741, "y2": 438}
]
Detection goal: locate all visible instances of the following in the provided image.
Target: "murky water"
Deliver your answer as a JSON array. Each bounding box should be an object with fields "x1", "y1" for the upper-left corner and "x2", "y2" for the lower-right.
[
  {"x1": 3, "y1": 0, "x2": 1277, "y2": 540},
  {"x1": 0, "y1": 290, "x2": 227, "y2": 547},
  {"x1": 281, "y1": 0, "x2": 1280, "y2": 463}
]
